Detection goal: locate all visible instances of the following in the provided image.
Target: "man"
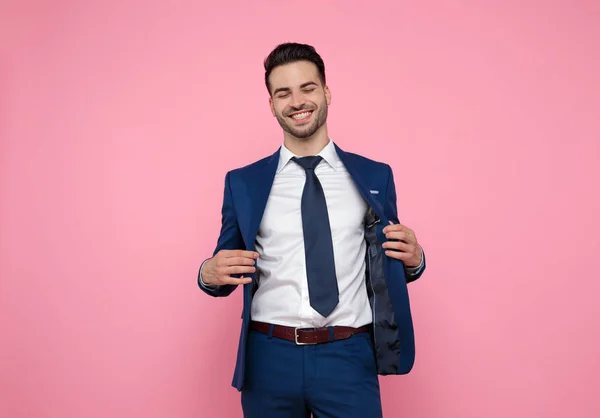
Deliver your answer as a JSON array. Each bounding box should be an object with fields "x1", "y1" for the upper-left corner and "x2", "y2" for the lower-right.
[{"x1": 198, "y1": 42, "x2": 426, "y2": 417}]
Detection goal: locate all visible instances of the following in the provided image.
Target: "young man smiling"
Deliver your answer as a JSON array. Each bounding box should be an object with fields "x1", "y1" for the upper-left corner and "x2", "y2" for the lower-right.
[{"x1": 198, "y1": 42, "x2": 426, "y2": 418}]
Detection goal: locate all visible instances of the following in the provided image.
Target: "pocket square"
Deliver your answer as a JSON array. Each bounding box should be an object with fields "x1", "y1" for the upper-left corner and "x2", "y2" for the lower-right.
[{"x1": 369, "y1": 190, "x2": 379, "y2": 194}]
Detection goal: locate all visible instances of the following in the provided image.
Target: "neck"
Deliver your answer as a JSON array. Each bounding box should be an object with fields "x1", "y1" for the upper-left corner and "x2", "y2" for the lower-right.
[{"x1": 283, "y1": 125, "x2": 330, "y2": 156}]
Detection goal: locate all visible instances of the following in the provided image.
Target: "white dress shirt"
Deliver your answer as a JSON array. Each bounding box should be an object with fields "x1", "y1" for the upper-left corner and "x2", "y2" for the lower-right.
[
  {"x1": 201, "y1": 140, "x2": 423, "y2": 328},
  {"x1": 250, "y1": 140, "x2": 372, "y2": 328}
]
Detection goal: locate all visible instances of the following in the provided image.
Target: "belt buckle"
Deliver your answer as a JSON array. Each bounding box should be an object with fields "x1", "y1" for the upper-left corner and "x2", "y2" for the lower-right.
[{"x1": 294, "y1": 327, "x2": 317, "y2": 345}]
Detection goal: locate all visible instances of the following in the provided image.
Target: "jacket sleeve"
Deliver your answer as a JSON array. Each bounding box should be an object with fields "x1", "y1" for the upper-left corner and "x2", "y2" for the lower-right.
[
  {"x1": 384, "y1": 164, "x2": 426, "y2": 283},
  {"x1": 197, "y1": 171, "x2": 246, "y2": 297}
]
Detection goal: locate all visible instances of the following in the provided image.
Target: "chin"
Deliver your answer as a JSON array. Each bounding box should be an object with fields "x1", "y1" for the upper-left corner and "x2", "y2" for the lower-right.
[
  {"x1": 290, "y1": 130, "x2": 316, "y2": 140},
  {"x1": 288, "y1": 124, "x2": 320, "y2": 140}
]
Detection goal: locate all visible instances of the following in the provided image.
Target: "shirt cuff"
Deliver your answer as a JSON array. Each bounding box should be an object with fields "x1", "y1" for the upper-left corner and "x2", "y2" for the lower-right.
[
  {"x1": 404, "y1": 245, "x2": 424, "y2": 274},
  {"x1": 198, "y1": 259, "x2": 218, "y2": 289}
]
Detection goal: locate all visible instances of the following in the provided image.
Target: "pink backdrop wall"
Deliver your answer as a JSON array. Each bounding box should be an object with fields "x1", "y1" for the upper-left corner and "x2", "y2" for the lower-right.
[{"x1": 1, "y1": 1, "x2": 599, "y2": 417}]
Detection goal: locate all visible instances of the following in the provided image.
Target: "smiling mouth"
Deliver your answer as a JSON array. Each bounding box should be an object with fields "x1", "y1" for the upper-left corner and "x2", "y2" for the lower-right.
[{"x1": 288, "y1": 110, "x2": 314, "y2": 123}]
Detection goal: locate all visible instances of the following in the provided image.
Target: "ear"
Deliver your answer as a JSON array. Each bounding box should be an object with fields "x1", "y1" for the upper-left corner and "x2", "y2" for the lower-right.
[
  {"x1": 269, "y1": 97, "x2": 276, "y2": 117},
  {"x1": 324, "y1": 85, "x2": 331, "y2": 105}
]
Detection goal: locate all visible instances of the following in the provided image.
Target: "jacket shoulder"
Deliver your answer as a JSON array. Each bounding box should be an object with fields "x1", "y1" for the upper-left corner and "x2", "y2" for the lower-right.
[
  {"x1": 232, "y1": 156, "x2": 271, "y2": 173},
  {"x1": 224, "y1": 151, "x2": 278, "y2": 181},
  {"x1": 342, "y1": 150, "x2": 392, "y2": 174}
]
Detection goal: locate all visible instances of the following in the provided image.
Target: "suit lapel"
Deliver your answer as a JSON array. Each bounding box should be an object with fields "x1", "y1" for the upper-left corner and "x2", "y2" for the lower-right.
[
  {"x1": 243, "y1": 147, "x2": 280, "y2": 250},
  {"x1": 334, "y1": 143, "x2": 388, "y2": 224},
  {"x1": 243, "y1": 143, "x2": 388, "y2": 249}
]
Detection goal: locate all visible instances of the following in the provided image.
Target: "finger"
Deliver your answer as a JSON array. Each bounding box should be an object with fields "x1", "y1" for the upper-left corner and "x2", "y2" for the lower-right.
[
  {"x1": 382, "y1": 241, "x2": 413, "y2": 252},
  {"x1": 385, "y1": 250, "x2": 411, "y2": 260},
  {"x1": 224, "y1": 265, "x2": 256, "y2": 275},
  {"x1": 221, "y1": 250, "x2": 260, "y2": 259},
  {"x1": 222, "y1": 257, "x2": 257, "y2": 266},
  {"x1": 221, "y1": 276, "x2": 253, "y2": 285},
  {"x1": 382, "y1": 222, "x2": 410, "y2": 234},
  {"x1": 384, "y1": 231, "x2": 410, "y2": 242}
]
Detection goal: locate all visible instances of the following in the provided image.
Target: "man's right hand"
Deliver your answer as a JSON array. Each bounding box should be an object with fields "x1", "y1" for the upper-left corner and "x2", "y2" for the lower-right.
[{"x1": 201, "y1": 250, "x2": 259, "y2": 286}]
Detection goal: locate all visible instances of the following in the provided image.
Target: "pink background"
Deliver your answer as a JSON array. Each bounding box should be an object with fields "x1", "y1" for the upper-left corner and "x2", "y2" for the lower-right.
[{"x1": 1, "y1": 1, "x2": 599, "y2": 417}]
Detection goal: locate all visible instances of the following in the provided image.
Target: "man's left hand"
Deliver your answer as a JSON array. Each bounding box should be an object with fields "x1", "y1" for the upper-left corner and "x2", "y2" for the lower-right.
[{"x1": 381, "y1": 222, "x2": 423, "y2": 267}]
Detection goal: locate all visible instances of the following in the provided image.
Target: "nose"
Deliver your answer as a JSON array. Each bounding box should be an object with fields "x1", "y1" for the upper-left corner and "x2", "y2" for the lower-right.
[{"x1": 290, "y1": 91, "x2": 306, "y2": 109}]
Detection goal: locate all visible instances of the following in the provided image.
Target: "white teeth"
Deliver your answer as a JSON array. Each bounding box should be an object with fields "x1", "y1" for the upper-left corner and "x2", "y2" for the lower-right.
[{"x1": 292, "y1": 111, "x2": 311, "y2": 120}]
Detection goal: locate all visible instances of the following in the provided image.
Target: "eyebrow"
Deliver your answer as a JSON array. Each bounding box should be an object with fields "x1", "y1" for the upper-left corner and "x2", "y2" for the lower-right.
[{"x1": 272, "y1": 82, "x2": 319, "y2": 96}]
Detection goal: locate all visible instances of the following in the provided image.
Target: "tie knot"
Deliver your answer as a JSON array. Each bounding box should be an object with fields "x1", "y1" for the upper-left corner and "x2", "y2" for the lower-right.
[{"x1": 292, "y1": 156, "x2": 323, "y2": 171}]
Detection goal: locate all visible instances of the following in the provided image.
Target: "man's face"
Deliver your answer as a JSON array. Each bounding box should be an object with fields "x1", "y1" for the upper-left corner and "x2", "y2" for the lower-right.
[{"x1": 268, "y1": 61, "x2": 331, "y2": 140}]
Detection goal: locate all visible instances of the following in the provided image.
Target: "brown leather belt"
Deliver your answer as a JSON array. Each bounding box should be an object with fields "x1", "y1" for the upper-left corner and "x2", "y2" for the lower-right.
[{"x1": 250, "y1": 321, "x2": 372, "y2": 345}]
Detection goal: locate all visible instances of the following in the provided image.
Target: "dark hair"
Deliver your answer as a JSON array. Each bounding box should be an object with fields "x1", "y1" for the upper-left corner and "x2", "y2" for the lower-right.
[{"x1": 264, "y1": 42, "x2": 326, "y2": 95}]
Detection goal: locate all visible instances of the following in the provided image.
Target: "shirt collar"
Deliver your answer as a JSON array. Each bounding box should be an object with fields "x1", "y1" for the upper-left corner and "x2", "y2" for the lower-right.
[{"x1": 276, "y1": 139, "x2": 339, "y2": 173}]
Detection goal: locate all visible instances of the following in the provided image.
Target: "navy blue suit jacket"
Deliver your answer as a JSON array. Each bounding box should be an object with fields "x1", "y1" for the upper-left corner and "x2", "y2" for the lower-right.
[{"x1": 198, "y1": 143, "x2": 426, "y2": 391}]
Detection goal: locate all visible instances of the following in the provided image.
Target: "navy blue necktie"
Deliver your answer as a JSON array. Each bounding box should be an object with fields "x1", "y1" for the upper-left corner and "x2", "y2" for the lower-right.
[{"x1": 292, "y1": 156, "x2": 339, "y2": 317}]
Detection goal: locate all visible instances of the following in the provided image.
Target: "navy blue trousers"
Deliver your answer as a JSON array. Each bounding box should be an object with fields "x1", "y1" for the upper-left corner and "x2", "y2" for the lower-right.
[{"x1": 241, "y1": 328, "x2": 383, "y2": 418}]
